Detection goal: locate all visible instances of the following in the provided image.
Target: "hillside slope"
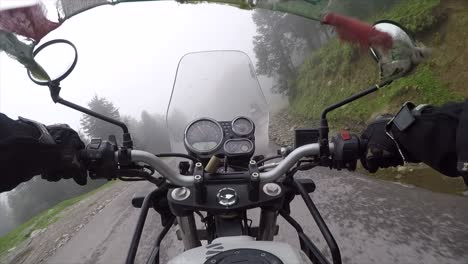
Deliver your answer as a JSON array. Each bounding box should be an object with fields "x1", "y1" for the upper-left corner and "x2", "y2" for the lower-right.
[
  {"x1": 290, "y1": 0, "x2": 468, "y2": 130},
  {"x1": 284, "y1": 0, "x2": 468, "y2": 194}
]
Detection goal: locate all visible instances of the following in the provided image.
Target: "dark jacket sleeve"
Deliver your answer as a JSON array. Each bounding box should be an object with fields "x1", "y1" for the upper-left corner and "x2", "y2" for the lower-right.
[
  {"x1": 390, "y1": 101, "x2": 465, "y2": 177},
  {"x1": 0, "y1": 113, "x2": 62, "y2": 192}
]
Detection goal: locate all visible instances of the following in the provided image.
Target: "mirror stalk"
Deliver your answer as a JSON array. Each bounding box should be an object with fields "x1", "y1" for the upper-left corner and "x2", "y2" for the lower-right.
[
  {"x1": 319, "y1": 79, "x2": 393, "y2": 160},
  {"x1": 48, "y1": 82, "x2": 134, "y2": 149},
  {"x1": 27, "y1": 39, "x2": 134, "y2": 149}
]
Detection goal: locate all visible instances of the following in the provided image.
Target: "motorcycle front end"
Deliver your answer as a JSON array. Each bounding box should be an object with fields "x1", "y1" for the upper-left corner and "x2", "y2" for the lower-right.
[{"x1": 25, "y1": 18, "x2": 420, "y2": 264}]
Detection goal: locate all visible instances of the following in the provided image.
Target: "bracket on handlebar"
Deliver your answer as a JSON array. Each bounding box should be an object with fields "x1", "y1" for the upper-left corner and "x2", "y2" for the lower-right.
[
  {"x1": 193, "y1": 163, "x2": 206, "y2": 204},
  {"x1": 248, "y1": 160, "x2": 260, "y2": 202},
  {"x1": 118, "y1": 147, "x2": 132, "y2": 165}
]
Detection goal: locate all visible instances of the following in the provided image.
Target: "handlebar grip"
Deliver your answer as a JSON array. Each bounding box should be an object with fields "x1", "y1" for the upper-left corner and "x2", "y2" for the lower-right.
[{"x1": 81, "y1": 138, "x2": 118, "y2": 179}]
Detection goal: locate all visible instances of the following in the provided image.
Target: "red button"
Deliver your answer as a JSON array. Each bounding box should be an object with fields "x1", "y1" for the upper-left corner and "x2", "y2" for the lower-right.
[{"x1": 341, "y1": 130, "x2": 351, "y2": 140}]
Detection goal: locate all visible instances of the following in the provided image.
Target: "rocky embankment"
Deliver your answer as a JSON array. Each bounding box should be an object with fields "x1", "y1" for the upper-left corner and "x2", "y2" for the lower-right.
[
  {"x1": 268, "y1": 110, "x2": 362, "y2": 146},
  {"x1": 269, "y1": 111, "x2": 319, "y2": 147}
]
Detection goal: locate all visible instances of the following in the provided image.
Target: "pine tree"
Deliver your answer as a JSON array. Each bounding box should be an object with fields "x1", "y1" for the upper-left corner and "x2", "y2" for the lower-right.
[{"x1": 80, "y1": 95, "x2": 122, "y2": 140}]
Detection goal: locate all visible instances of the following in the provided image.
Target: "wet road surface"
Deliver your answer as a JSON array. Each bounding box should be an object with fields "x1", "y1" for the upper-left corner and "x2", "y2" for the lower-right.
[{"x1": 46, "y1": 167, "x2": 468, "y2": 264}]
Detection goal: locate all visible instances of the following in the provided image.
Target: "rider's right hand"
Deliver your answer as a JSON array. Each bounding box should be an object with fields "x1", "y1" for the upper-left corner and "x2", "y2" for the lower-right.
[{"x1": 360, "y1": 115, "x2": 404, "y2": 173}]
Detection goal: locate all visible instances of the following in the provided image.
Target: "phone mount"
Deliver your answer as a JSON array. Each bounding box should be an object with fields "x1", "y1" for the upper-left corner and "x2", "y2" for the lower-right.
[{"x1": 27, "y1": 39, "x2": 133, "y2": 149}]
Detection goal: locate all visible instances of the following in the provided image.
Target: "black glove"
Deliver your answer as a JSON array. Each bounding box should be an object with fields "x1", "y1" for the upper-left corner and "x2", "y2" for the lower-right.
[
  {"x1": 41, "y1": 124, "x2": 88, "y2": 185},
  {"x1": 360, "y1": 115, "x2": 403, "y2": 173}
]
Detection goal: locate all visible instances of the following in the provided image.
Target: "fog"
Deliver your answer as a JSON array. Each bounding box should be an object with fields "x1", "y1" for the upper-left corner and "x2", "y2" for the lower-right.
[
  {"x1": 0, "y1": 193, "x2": 13, "y2": 236},
  {"x1": 0, "y1": 1, "x2": 286, "y2": 129},
  {"x1": 0, "y1": 1, "x2": 290, "y2": 235}
]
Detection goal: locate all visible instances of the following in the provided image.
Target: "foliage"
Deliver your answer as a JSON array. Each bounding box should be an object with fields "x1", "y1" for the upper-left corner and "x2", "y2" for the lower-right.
[
  {"x1": 252, "y1": 9, "x2": 330, "y2": 95},
  {"x1": 375, "y1": 0, "x2": 441, "y2": 32},
  {"x1": 333, "y1": 65, "x2": 462, "y2": 126},
  {"x1": 251, "y1": 0, "x2": 418, "y2": 96},
  {"x1": 326, "y1": 0, "x2": 402, "y2": 19},
  {"x1": 259, "y1": 0, "x2": 325, "y2": 20},
  {"x1": 291, "y1": 55, "x2": 463, "y2": 130},
  {"x1": 80, "y1": 95, "x2": 170, "y2": 152},
  {"x1": 0, "y1": 181, "x2": 114, "y2": 257},
  {"x1": 305, "y1": 40, "x2": 355, "y2": 78},
  {"x1": 135, "y1": 111, "x2": 171, "y2": 153},
  {"x1": 80, "y1": 95, "x2": 122, "y2": 141},
  {"x1": 288, "y1": 0, "x2": 463, "y2": 130},
  {"x1": 122, "y1": 112, "x2": 171, "y2": 153}
]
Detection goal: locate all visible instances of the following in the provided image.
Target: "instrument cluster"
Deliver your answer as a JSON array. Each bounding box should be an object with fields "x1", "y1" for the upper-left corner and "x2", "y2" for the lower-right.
[{"x1": 184, "y1": 117, "x2": 255, "y2": 158}]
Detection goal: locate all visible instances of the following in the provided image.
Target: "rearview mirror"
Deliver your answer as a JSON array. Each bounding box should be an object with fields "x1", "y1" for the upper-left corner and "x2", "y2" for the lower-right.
[
  {"x1": 370, "y1": 21, "x2": 430, "y2": 81},
  {"x1": 27, "y1": 39, "x2": 78, "y2": 86}
]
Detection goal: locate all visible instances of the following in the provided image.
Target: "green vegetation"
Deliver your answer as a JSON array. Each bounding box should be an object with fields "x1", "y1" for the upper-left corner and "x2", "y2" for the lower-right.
[
  {"x1": 290, "y1": 0, "x2": 466, "y2": 130},
  {"x1": 0, "y1": 181, "x2": 116, "y2": 257},
  {"x1": 287, "y1": 0, "x2": 468, "y2": 193},
  {"x1": 182, "y1": 0, "x2": 325, "y2": 17},
  {"x1": 262, "y1": 0, "x2": 325, "y2": 20},
  {"x1": 373, "y1": 0, "x2": 441, "y2": 32}
]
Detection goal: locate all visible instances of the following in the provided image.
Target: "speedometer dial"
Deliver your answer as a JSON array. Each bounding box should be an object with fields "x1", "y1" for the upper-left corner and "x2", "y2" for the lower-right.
[
  {"x1": 232, "y1": 117, "x2": 254, "y2": 136},
  {"x1": 185, "y1": 118, "x2": 223, "y2": 153}
]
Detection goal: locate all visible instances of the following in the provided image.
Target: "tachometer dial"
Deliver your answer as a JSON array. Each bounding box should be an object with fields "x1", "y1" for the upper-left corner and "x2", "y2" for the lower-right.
[
  {"x1": 231, "y1": 117, "x2": 254, "y2": 136},
  {"x1": 185, "y1": 118, "x2": 223, "y2": 153}
]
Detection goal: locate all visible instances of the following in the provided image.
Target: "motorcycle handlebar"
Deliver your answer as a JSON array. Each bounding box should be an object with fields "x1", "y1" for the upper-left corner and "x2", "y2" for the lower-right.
[
  {"x1": 82, "y1": 132, "x2": 365, "y2": 186},
  {"x1": 127, "y1": 143, "x2": 335, "y2": 187}
]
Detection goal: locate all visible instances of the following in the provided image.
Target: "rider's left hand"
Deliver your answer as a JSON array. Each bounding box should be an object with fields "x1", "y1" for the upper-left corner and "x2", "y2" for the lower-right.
[{"x1": 41, "y1": 124, "x2": 88, "y2": 185}]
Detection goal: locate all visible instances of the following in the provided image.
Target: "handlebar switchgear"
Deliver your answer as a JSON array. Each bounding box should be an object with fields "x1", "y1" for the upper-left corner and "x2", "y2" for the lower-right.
[
  {"x1": 82, "y1": 138, "x2": 118, "y2": 179},
  {"x1": 331, "y1": 131, "x2": 362, "y2": 171}
]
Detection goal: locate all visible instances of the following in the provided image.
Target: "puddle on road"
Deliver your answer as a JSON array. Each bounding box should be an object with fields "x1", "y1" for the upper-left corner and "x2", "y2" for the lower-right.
[{"x1": 360, "y1": 166, "x2": 468, "y2": 196}]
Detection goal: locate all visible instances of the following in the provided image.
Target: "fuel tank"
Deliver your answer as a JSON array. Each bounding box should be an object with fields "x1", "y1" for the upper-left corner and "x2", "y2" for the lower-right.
[{"x1": 167, "y1": 236, "x2": 312, "y2": 264}]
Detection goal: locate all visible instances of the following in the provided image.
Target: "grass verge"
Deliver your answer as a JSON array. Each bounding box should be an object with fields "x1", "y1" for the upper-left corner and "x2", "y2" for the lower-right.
[{"x1": 0, "y1": 180, "x2": 116, "y2": 257}]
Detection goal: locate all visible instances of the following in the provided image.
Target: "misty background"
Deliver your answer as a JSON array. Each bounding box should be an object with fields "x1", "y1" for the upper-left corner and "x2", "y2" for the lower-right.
[{"x1": 0, "y1": 0, "x2": 340, "y2": 236}]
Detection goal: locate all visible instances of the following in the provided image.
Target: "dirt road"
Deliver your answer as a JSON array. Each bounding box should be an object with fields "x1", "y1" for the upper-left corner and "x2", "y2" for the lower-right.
[{"x1": 4, "y1": 165, "x2": 468, "y2": 264}]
